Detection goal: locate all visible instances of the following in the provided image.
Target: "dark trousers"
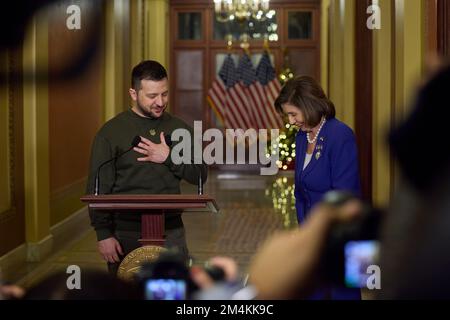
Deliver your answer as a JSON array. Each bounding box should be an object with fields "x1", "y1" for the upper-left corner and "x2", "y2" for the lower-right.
[{"x1": 107, "y1": 226, "x2": 189, "y2": 275}]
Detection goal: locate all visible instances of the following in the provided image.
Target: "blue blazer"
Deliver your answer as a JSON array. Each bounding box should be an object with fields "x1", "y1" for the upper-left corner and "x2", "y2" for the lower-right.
[{"x1": 294, "y1": 117, "x2": 361, "y2": 224}]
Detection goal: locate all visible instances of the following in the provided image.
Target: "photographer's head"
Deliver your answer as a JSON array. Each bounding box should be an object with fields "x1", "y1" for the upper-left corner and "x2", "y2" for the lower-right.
[
  {"x1": 379, "y1": 64, "x2": 450, "y2": 299},
  {"x1": 389, "y1": 64, "x2": 450, "y2": 194}
]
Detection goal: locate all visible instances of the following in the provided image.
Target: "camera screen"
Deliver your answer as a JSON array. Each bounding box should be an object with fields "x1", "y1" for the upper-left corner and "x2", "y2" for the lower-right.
[
  {"x1": 145, "y1": 279, "x2": 186, "y2": 300},
  {"x1": 344, "y1": 240, "x2": 380, "y2": 288}
]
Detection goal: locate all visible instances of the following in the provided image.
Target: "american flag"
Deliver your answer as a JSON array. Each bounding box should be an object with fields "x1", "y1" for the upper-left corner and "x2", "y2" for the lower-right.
[
  {"x1": 237, "y1": 53, "x2": 268, "y2": 130},
  {"x1": 256, "y1": 51, "x2": 284, "y2": 129},
  {"x1": 207, "y1": 54, "x2": 252, "y2": 129}
]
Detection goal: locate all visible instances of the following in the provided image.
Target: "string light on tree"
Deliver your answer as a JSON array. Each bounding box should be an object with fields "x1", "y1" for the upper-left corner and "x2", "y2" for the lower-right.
[
  {"x1": 270, "y1": 48, "x2": 296, "y2": 170},
  {"x1": 279, "y1": 47, "x2": 295, "y2": 84}
]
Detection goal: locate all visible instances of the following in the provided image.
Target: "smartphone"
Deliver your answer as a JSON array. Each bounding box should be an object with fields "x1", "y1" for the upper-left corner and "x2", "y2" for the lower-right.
[
  {"x1": 344, "y1": 240, "x2": 380, "y2": 288},
  {"x1": 145, "y1": 279, "x2": 187, "y2": 300}
]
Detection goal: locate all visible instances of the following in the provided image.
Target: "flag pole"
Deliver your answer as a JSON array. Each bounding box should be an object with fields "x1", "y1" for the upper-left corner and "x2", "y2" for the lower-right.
[
  {"x1": 263, "y1": 34, "x2": 270, "y2": 54},
  {"x1": 226, "y1": 34, "x2": 233, "y2": 53}
]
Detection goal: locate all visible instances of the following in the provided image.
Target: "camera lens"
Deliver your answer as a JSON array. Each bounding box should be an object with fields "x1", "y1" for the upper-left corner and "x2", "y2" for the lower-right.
[{"x1": 204, "y1": 265, "x2": 226, "y2": 282}]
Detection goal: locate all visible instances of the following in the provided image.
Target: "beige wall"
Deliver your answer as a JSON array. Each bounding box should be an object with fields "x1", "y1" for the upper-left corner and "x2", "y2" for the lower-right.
[
  {"x1": 393, "y1": 0, "x2": 425, "y2": 120},
  {"x1": 323, "y1": 0, "x2": 426, "y2": 206},
  {"x1": 144, "y1": 0, "x2": 169, "y2": 69},
  {"x1": 47, "y1": 3, "x2": 105, "y2": 225},
  {"x1": 320, "y1": 0, "x2": 330, "y2": 94},
  {"x1": 372, "y1": 0, "x2": 425, "y2": 206},
  {"x1": 372, "y1": 0, "x2": 393, "y2": 207},
  {"x1": 21, "y1": 12, "x2": 54, "y2": 262},
  {"x1": 131, "y1": 0, "x2": 145, "y2": 67},
  {"x1": 327, "y1": 0, "x2": 356, "y2": 130},
  {"x1": 1, "y1": 0, "x2": 137, "y2": 260},
  {"x1": 104, "y1": 0, "x2": 132, "y2": 121}
]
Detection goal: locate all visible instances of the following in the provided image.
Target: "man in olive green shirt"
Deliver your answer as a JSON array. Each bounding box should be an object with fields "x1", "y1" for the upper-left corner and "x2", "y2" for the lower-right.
[{"x1": 86, "y1": 60, "x2": 207, "y2": 274}]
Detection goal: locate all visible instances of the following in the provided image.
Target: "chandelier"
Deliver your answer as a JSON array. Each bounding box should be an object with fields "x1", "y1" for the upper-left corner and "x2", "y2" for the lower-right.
[{"x1": 214, "y1": 0, "x2": 271, "y2": 23}]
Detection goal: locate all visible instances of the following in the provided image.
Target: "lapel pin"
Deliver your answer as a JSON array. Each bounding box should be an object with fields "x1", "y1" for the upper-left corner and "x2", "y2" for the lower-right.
[{"x1": 149, "y1": 129, "x2": 156, "y2": 136}]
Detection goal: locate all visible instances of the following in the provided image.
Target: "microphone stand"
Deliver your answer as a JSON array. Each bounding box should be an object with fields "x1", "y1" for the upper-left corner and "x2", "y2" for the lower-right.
[
  {"x1": 94, "y1": 136, "x2": 141, "y2": 195},
  {"x1": 198, "y1": 171, "x2": 203, "y2": 195}
]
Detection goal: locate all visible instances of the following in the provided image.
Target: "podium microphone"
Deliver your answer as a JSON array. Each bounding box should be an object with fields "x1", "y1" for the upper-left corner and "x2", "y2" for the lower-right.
[
  {"x1": 192, "y1": 139, "x2": 203, "y2": 195},
  {"x1": 198, "y1": 170, "x2": 203, "y2": 195},
  {"x1": 94, "y1": 136, "x2": 141, "y2": 195}
]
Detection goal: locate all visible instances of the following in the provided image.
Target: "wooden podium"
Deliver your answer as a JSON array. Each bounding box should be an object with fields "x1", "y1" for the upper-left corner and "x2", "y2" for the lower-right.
[{"x1": 80, "y1": 194, "x2": 218, "y2": 246}]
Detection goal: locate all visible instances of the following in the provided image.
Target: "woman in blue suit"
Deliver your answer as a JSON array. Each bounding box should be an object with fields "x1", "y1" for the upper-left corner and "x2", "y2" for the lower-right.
[{"x1": 274, "y1": 76, "x2": 361, "y2": 300}]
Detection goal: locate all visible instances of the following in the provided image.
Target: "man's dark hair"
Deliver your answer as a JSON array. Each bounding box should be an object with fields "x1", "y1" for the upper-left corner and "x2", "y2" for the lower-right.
[
  {"x1": 131, "y1": 60, "x2": 167, "y2": 91},
  {"x1": 274, "y1": 76, "x2": 336, "y2": 128}
]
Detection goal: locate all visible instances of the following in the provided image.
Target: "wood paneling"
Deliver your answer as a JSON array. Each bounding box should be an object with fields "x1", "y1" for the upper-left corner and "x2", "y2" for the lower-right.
[
  {"x1": 354, "y1": 0, "x2": 373, "y2": 202},
  {"x1": 47, "y1": 3, "x2": 105, "y2": 225},
  {"x1": 177, "y1": 91, "x2": 205, "y2": 126},
  {"x1": 48, "y1": 18, "x2": 103, "y2": 193},
  {"x1": 425, "y1": 0, "x2": 438, "y2": 55},
  {"x1": 438, "y1": 0, "x2": 450, "y2": 57},
  {"x1": 176, "y1": 50, "x2": 203, "y2": 90},
  {"x1": 173, "y1": 49, "x2": 204, "y2": 127},
  {"x1": 288, "y1": 48, "x2": 318, "y2": 79}
]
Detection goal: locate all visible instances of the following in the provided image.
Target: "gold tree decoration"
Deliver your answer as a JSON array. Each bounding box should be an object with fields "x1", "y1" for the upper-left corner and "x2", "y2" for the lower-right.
[{"x1": 265, "y1": 176, "x2": 296, "y2": 228}]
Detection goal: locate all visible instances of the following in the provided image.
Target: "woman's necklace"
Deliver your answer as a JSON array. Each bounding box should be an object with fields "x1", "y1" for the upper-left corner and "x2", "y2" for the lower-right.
[{"x1": 306, "y1": 118, "x2": 326, "y2": 144}]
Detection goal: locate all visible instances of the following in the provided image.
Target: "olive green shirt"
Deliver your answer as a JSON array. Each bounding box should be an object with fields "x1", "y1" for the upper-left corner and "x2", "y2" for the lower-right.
[{"x1": 86, "y1": 109, "x2": 207, "y2": 241}]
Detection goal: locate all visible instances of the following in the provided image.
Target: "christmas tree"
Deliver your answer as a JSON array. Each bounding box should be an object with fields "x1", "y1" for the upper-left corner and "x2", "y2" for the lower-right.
[{"x1": 270, "y1": 48, "x2": 297, "y2": 171}]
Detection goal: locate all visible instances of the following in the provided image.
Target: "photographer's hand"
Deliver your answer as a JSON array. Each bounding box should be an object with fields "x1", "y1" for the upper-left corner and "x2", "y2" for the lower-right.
[
  {"x1": 208, "y1": 256, "x2": 239, "y2": 282},
  {"x1": 248, "y1": 200, "x2": 361, "y2": 300},
  {"x1": 190, "y1": 256, "x2": 238, "y2": 289},
  {"x1": 0, "y1": 284, "x2": 25, "y2": 300},
  {"x1": 190, "y1": 266, "x2": 214, "y2": 289}
]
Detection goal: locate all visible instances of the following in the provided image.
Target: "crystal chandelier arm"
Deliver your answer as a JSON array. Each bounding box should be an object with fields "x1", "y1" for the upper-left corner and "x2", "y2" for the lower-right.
[{"x1": 214, "y1": 0, "x2": 271, "y2": 23}]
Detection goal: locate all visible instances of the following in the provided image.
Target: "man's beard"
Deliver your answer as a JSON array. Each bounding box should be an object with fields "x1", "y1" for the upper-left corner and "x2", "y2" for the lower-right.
[{"x1": 136, "y1": 102, "x2": 165, "y2": 119}]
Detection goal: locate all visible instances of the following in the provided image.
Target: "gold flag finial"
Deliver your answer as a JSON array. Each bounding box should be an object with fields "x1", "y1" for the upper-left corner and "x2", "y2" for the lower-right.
[
  {"x1": 226, "y1": 34, "x2": 233, "y2": 52},
  {"x1": 240, "y1": 33, "x2": 250, "y2": 55}
]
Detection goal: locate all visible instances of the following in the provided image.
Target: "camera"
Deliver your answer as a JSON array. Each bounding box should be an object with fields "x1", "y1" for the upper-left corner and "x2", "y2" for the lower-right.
[
  {"x1": 144, "y1": 278, "x2": 187, "y2": 300},
  {"x1": 135, "y1": 250, "x2": 226, "y2": 300},
  {"x1": 134, "y1": 251, "x2": 193, "y2": 300},
  {"x1": 320, "y1": 191, "x2": 382, "y2": 289}
]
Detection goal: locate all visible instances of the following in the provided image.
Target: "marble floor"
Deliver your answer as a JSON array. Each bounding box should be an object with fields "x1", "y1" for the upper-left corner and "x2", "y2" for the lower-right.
[{"x1": 15, "y1": 169, "x2": 297, "y2": 290}]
